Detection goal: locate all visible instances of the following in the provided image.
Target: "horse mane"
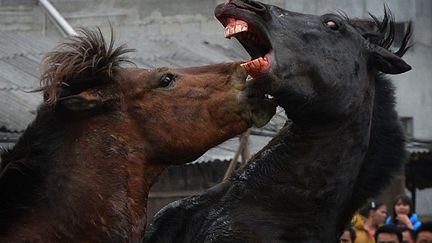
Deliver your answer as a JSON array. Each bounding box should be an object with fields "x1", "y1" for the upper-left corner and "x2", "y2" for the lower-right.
[
  {"x1": 351, "y1": 7, "x2": 412, "y2": 57},
  {"x1": 41, "y1": 27, "x2": 134, "y2": 105},
  {"x1": 0, "y1": 28, "x2": 134, "y2": 232},
  {"x1": 1, "y1": 27, "x2": 134, "y2": 172},
  {"x1": 338, "y1": 9, "x2": 412, "y2": 228},
  {"x1": 0, "y1": 106, "x2": 64, "y2": 232}
]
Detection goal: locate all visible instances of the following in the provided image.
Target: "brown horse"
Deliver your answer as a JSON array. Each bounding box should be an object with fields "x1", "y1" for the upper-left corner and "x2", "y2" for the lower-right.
[{"x1": 0, "y1": 29, "x2": 276, "y2": 242}]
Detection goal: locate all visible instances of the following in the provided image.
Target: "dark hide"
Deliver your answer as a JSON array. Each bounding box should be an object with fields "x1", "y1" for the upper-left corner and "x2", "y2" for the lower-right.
[{"x1": 145, "y1": 1, "x2": 411, "y2": 242}]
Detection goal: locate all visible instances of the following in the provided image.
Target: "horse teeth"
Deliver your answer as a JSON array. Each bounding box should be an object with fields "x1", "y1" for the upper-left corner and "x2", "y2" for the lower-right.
[
  {"x1": 225, "y1": 25, "x2": 249, "y2": 38},
  {"x1": 241, "y1": 55, "x2": 271, "y2": 78},
  {"x1": 252, "y1": 59, "x2": 260, "y2": 69},
  {"x1": 225, "y1": 19, "x2": 248, "y2": 38}
]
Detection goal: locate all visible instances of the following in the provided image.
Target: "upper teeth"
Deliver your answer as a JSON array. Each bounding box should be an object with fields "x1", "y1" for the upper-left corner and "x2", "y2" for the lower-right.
[{"x1": 225, "y1": 18, "x2": 249, "y2": 38}]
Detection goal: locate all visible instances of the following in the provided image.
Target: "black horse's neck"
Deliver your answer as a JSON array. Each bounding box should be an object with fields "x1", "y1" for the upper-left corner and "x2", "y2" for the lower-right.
[
  {"x1": 231, "y1": 113, "x2": 371, "y2": 240},
  {"x1": 225, "y1": 75, "x2": 404, "y2": 242}
]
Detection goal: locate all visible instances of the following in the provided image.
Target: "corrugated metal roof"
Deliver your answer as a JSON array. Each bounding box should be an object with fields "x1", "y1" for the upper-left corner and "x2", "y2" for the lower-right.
[
  {"x1": 406, "y1": 141, "x2": 432, "y2": 154},
  {"x1": 0, "y1": 31, "x2": 57, "y2": 133},
  {"x1": 0, "y1": 32, "x2": 55, "y2": 59},
  {"x1": 192, "y1": 134, "x2": 274, "y2": 164},
  {"x1": 0, "y1": 89, "x2": 40, "y2": 132}
]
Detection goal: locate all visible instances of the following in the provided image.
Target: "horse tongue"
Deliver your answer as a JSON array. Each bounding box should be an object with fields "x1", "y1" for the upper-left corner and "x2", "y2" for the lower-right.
[{"x1": 241, "y1": 55, "x2": 271, "y2": 78}]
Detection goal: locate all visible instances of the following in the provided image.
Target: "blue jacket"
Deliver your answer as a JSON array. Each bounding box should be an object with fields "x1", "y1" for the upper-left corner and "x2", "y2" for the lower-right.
[{"x1": 385, "y1": 213, "x2": 422, "y2": 230}]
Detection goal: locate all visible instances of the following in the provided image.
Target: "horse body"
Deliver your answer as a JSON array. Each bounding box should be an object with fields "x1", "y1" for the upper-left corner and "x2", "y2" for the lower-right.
[
  {"x1": 0, "y1": 29, "x2": 275, "y2": 242},
  {"x1": 145, "y1": 1, "x2": 411, "y2": 242}
]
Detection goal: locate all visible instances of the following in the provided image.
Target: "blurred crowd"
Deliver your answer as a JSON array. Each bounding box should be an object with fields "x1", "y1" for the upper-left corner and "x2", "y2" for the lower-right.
[{"x1": 339, "y1": 194, "x2": 432, "y2": 243}]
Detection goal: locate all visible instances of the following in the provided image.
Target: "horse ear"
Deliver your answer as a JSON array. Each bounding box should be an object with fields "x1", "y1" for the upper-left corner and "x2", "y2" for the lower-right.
[
  {"x1": 58, "y1": 90, "x2": 104, "y2": 112},
  {"x1": 369, "y1": 45, "x2": 411, "y2": 74}
]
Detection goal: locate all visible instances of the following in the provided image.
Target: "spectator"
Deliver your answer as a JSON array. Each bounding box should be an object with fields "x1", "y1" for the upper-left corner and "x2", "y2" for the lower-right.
[
  {"x1": 340, "y1": 226, "x2": 357, "y2": 243},
  {"x1": 402, "y1": 228, "x2": 415, "y2": 243},
  {"x1": 386, "y1": 195, "x2": 422, "y2": 230},
  {"x1": 375, "y1": 224, "x2": 403, "y2": 243},
  {"x1": 415, "y1": 222, "x2": 432, "y2": 243},
  {"x1": 353, "y1": 201, "x2": 388, "y2": 243}
]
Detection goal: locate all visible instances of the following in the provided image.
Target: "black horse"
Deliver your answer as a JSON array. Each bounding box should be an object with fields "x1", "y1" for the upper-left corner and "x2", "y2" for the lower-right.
[{"x1": 145, "y1": 1, "x2": 412, "y2": 242}]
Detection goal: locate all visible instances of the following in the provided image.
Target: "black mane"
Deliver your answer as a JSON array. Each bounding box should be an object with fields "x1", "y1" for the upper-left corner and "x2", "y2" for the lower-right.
[
  {"x1": 338, "y1": 8, "x2": 411, "y2": 223},
  {"x1": 352, "y1": 7, "x2": 412, "y2": 57},
  {"x1": 338, "y1": 73, "x2": 406, "y2": 229},
  {"x1": 0, "y1": 106, "x2": 63, "y2": 232}
]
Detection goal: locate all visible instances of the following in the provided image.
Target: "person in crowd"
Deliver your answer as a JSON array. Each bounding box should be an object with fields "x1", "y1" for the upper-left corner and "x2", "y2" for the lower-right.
[
  {"x1": 415, "y1": 222, "x2": 432, "y2": 243},
  {"x1": 402, "y1": 228, "x2": 415, "y2": 243},
  {"x1": 340, "y1": 226, "x2": 357, "y2": 243},
  {"x1": 375, "y1": 224, "x2": 403, "y2": 243},
  {"x1": 353, "y1": 200, "x2": 388, "y2": 243},
  {"x1": 386, "y1": 195, "x2": 422, "y2": 230}
]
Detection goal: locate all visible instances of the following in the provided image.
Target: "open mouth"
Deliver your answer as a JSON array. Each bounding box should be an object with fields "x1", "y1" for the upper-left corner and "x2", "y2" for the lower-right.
[{"x1": 223, "y1": 18, "x2": 272, "y2": 79}]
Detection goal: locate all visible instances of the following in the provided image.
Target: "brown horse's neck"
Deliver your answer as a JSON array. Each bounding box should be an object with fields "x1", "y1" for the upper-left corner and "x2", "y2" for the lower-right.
[{"x1": 0, "y1": 110, "x2": 166, "y2": 242}]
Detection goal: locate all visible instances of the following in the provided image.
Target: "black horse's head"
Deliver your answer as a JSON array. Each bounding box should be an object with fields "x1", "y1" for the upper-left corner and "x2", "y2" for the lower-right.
[{"x1": 216, "y1": 0, "x2": 411, "y2": 122}]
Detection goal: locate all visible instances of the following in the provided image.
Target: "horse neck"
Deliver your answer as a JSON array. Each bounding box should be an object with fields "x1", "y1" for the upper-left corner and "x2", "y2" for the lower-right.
[
  {"x1": 231, "y1": 98, "x2": 374, "y2": 241},
  {"x1": 0, "y1": 107, "x2": 165, "y2": 241}
]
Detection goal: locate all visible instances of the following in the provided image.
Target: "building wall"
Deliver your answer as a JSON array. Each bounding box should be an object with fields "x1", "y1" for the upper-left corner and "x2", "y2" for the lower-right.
[
  {"x1": 393, "y1": 0, "x2": 432, "y2": 140},
  {"x1": 0, "y1": 1, "x2": 43, "y2": 31},
  {"x1": 147, "y1": 160, "x2": 229, "y2": 225}
]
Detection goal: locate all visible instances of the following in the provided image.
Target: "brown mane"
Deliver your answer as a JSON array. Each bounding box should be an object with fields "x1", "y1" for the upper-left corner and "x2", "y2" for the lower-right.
[{"x1": 40, "y1": 28, "x2": 134, "y2": 105}]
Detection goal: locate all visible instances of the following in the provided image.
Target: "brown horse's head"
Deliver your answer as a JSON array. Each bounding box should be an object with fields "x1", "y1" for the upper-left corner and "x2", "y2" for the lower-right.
[
  {"x1": 41, "y1": 28, "x2": 276, "y2": 165},
  {"x1": 118, "y1": 63, "x2": 277, "y2": 164}
]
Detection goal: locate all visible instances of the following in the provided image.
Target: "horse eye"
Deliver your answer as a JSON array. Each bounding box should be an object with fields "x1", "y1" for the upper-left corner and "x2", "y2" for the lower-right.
[
  {"x1": 325, "y1": 20, "x2": 339, "y2": 30},
  {"x1": 159, "y1": 73, "x2": 176, "y2": 88}
]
